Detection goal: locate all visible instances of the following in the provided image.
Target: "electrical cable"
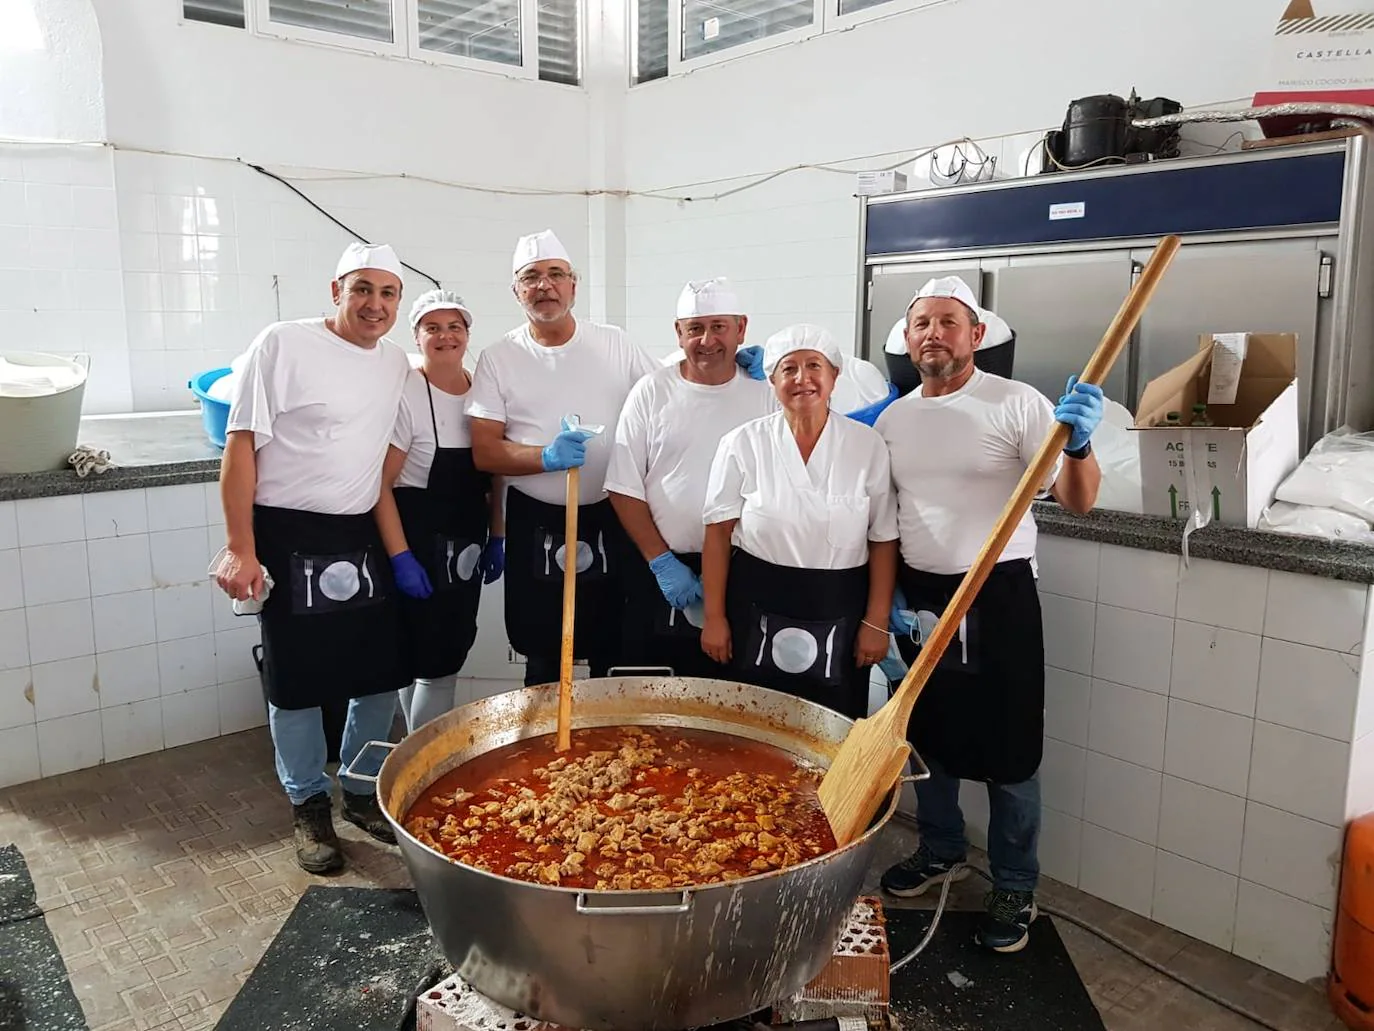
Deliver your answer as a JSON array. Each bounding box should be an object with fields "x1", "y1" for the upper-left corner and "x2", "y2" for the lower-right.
[
  {"x1": 243, "y1": 161, "x2": 442, "y2": 288},
  {"x1": 882, "y1": 822, "x2": 1291, "y2": 1031}
]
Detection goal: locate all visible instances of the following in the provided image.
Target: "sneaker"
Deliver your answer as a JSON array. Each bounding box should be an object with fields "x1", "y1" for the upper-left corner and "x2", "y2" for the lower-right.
[
  {"x1": 341, "y1": 790, "x2": 397, "y2": 844},
  {"x1": 977, "y1": 888, "x2": 1038, "y2": 953},
  {"x1": 879, "y1": 843, "x2": 970, "y2": 898},
  {"x1": 292, "y1": 792, "x2": 344, "y2": 875}
]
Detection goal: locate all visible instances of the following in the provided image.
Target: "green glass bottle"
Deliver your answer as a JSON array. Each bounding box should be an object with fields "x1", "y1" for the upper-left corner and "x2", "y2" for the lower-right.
[{"x1": 1190, "y1": 403, "x2": 1213, "y2": 427}]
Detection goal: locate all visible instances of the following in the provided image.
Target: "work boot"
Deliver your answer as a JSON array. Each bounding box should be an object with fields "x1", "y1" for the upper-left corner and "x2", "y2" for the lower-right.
[
  {"x1": 292, "y1": 792, "x2": 344, "y2": 874},
  {"x1": 976, "y1": 888, "x2": 1038, "y2": 953},
  {"x1": 879, "y1": 842, "x2": 970, "y2": 897},
  {"x1": 341, "y1": 790, "x2": 396, "y2": 844}
]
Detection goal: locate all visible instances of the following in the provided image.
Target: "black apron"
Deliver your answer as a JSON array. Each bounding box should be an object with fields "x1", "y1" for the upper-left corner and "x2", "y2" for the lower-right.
[
  {"x1": 621, "y1": 550, "x2": 728, "y2": 679},
  {"x1": 253, "y1": 504, "x2": 409, "y2": 710},
  {"x1": 391, "y1": 374, "x2": 491, "y2": 680},
  {"x1": 895, "y1": 558, "x2": 1044, "y2": 784},
  {"x1": 503, "y1": 486, "x2": 626, "y2": 664},
  {"x1": 724, "y1": 550, "x2": 871, "y2": 720}
]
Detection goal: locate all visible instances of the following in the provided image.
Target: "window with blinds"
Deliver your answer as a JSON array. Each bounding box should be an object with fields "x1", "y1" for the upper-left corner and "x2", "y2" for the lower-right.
[
  {"x1": 633, "y1": 0, "x2": 668, "y2": 83},
  {"x1": 418, "y1": 0, "x2": 520, "y2": 67},
  {"x1": 184, "y1": 0, "x2": 247, "y2": 27},
  {"x1": 680, "y1": 0, "x2": 812, "y2": 60},
  {"x1": 268, "y1": 0, "x2": 394, "y2": 42},
  {"x1": 182, "y1": 0, "x2": 579, "y2": 83}
]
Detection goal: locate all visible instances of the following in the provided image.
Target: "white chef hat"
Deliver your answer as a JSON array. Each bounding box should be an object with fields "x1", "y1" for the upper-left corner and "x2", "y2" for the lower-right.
[
  {"x1": 335, "y1": 242, "x2": 405, "y2": 282},
  {"x1": 512, "y1": 230, "x2": 572, "y2": 276},
  {"x1": 907, "y1": 275, "x2": 982, "y2": 317},
  {"x1": 896, "y1": 275, "x2": 1013, "y2": 350},
  {"x1": 763, "y1": 324, "x2": 845, "y2": 377},
  {"x1": 408, "y1": 289, "x2": 473, "y2": 330},
  {"x1": 675, "y1": 278, "x2": 743, "y2": 319}
]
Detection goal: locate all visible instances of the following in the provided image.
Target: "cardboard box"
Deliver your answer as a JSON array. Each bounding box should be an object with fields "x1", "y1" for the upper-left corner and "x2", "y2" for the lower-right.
[
  {"x1": 1132, "y1": 334, "x2": 1300, "y2": 528},
  {"x1": 1253, "y1": 1, "x2": 1374, "y2": 137}
]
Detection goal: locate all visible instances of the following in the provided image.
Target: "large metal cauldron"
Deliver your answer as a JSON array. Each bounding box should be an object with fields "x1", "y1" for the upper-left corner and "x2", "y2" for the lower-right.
[{"x1": 363, "y1": 674, "x2": 921, "y2": 1031}]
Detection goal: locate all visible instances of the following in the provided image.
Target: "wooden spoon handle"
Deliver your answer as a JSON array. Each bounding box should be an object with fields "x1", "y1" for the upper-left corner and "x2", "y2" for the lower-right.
[{"x1": 556, "y1": 466, "x2": 579, "y2": 752}]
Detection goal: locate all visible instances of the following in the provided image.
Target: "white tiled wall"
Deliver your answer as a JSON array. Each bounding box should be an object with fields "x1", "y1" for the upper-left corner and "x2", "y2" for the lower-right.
[
  {"x1": 1020, "y1": 536, "x2": 1374, "y2": 984},
  {"x1": 0, "y1": 485, "x2": 265, "y2": 789},
  {"x1": 2, "y1": 142, "x2": 589, "y2": 415}
]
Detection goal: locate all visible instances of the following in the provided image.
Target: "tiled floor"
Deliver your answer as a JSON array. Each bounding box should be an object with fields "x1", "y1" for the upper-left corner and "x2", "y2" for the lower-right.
[{"x1": 0, "y1": 730, "x2": 1345, "y2": 1031}]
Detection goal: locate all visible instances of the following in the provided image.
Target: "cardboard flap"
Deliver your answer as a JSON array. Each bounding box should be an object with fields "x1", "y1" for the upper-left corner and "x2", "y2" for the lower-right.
[{"x1": 1136, "y1": 333, "x2": 1298, "y2": 431}]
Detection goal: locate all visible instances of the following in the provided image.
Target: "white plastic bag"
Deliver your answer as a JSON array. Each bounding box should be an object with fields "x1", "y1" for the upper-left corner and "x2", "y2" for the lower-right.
[
  {"x1": 1258, "y1": 501, "x2": 1374, "y2": 543},
  {"x1": 1091, "y1": 398, "x2": 1143, "y2": 514},
  {"x1": 1273, "y1": 428, "x2": 1374, "y2": 522}
]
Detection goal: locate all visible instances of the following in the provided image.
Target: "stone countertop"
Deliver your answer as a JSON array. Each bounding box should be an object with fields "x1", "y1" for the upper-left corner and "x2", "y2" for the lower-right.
[
  {"x1": 0, "y1": 411, "x2": 220, "y2": 502},
  {"x1": 1034, "y1": 502, "x2": 1374, "y2": 583},
  {"x1": 5, "y1": 412, "x2": 1374, "y2": 583}
]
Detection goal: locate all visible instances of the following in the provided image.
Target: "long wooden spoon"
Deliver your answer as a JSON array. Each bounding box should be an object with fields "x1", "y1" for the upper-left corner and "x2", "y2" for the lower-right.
[
  {"x1": 818, "y1": 234, "x2": 1183, "y2": 846},
  {"x1": 556, "y1": 467, "x2": 579, "y2": 752}
]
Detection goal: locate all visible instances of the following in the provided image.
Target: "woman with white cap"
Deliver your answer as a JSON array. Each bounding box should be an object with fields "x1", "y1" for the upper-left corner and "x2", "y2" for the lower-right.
[
  {"x1": 374, "y1": 289, "x2": 505, "y2": 731},
  {"x1": 699, "y1": 325, "x2": 899, "y2": 719}
]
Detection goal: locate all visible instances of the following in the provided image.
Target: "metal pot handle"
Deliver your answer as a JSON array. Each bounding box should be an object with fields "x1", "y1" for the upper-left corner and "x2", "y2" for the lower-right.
[
  {"x1": 898, "y1": 742, "x2": 932, "y2": 784},
  {"x1": 575, "y1": 890, "x2": 693, "y2": 916},
  {"x1": 606, "y1": 666, "x2": 676, "y2": 677},
  {"x1": 335, "y1": 739, "x2": 396, "y2": 785}
]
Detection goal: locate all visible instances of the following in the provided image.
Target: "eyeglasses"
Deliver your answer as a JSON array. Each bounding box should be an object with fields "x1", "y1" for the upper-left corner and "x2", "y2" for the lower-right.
[{"x1": 517, "y1": 269, "x2": 572, "y2": 288}]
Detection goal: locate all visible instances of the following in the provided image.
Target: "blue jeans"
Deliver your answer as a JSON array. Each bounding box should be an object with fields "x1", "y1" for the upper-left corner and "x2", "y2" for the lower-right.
[
  {"x1": 399, "y1": 674, "x2": 457, "y2": 733},
  {"x1": 268, "y1": 692, "x2": 398, "y2": 805},
  {"x1": 915, "y1": 755, "x2": 1040, "y2": 893}
]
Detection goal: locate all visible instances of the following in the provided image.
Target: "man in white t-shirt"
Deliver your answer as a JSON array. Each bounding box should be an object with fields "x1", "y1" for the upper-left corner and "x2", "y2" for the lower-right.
[
  {"x1": 874, "y1": 275, "x2": 1104, "y2": 954},
  {"x1": 466, "y1": 230, "x2": 658, "y2": 686},
  {"x1": 605, "y1": 278, "x2": 774, "y2": 676},
  {"x1": 213, "y1": 242, "x2": 413, "y2": 875}
]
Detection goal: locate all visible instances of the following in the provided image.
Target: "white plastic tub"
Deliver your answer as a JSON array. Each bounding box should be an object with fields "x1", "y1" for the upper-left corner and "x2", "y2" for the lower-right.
[{"x1": 0, "y1": 352, "x2": 89, "y2": 474}]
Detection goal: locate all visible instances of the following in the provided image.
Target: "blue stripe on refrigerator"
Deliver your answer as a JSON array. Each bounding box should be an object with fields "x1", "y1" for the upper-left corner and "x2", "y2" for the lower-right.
[{"x1": 864, "y1": 151, "x2": 1347, "y2": 257}]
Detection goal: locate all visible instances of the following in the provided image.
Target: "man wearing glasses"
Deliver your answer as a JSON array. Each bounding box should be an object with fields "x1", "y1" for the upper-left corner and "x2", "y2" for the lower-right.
[{"x1": 467, "y1": 230, "x2": 658, "y2": 686}]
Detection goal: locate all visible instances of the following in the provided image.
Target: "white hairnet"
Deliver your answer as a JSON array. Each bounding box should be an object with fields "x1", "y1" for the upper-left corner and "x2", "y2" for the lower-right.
[
  {"x1": 409, "y1": 289, "x2": 473, "y2": 330},
  {"x1": 763, "y1": 324, "x2": 844, "y2": 377}
]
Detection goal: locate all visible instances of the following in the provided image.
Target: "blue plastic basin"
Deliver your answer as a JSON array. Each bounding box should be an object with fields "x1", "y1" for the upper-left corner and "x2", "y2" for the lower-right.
[{"x1": 188, "y1": 367, "x2": 232, "y2": 449}]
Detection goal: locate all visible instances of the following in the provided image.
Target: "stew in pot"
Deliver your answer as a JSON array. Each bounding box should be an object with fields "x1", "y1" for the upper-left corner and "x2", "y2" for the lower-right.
[{"x1": 403, "y1": 726, "x2": 838, "y2": 889}]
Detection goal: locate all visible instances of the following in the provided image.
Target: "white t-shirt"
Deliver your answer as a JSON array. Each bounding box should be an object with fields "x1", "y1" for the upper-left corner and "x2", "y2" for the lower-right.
[
  {"x1": 875, "y1": 368, "x2": 1061, "y2": 575},
  {"x1": 391, "y1": 368, "x2": 473, "y2": 489},
  {"x1": 464, "y1": 319, "x2": 659, "y2": 505},
  {"x1": 605, "y1": 364, "x2": 776, "y2": 554},
  {"x1": 703, "y1": 412, "x2": 899, "y2": 570},
  {"x1": 227, "y1": 318, "x2": 410, "y2": 516}
]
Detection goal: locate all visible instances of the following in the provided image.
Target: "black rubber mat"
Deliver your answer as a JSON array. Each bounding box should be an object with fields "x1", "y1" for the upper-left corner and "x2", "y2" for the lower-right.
[
  {"x1": 214, "y1": 887, "x2": 447, "y2": 1031},
  {"x1": 885, "y1": 908, "x2": 1105, "y2": 1031},
  {"x1": 0, "y1": 844, "x2": 89, "y2": 1031}
]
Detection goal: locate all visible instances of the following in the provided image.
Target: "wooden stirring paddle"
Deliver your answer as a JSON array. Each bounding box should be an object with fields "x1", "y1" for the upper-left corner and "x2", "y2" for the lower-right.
[
  {"x1": 818, "y1": 233, "x2": 1183, "y2": 847},
  {"x1": 556, "y1": 466, "x2": 579, "y2": 752}
]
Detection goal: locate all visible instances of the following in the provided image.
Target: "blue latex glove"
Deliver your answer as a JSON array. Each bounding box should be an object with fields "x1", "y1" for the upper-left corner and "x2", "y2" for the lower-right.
[
  {"x1": 481, "y1": 536, "x2": 505, "y2": 584},
  {"x1": 735, "y1": 345, "x2": 765, "y2": 381},
  {"x1": 1055, "y1": 375, "x2": 1105, "y2": 452},
  {"x1": 889, "y1": 587, "x2": 913, "y2": 636},
  {"x1": 540, "y1": 417, "x2": 595, "y2": 472},
  {"x1": 648, "y1": 551, "x2": 703, "y2": 610},
  {"x1": 391, "y1": 550, "x2": 432, "y2": 599}
]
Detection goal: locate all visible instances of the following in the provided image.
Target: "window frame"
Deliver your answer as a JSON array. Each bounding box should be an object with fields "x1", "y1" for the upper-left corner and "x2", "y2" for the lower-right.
[
  {"x1": 404, "y1": 0, "x2": 539, "y2": 80},
  {"x1": 827, "y1": 0, "x2": 952, "y2": 33},
  {"x1": 183, "y1": 0, "x2": 579, "y2": 86},
  {"x1": 667, "y1": 0, "x2": 822, "y2": 75}
]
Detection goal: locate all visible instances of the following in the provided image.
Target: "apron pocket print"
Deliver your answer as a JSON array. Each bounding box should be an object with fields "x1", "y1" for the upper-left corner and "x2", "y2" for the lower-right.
[
  {"x1": 905, "y1": 604, "x2": 981, "y2": 674},
  {"x1": 533, "y1": 528, "x2": 610, "y2": 582},
  {"x1": 742, "y1": 609, "x2": 849, "y2": 687},
  {"x1": 654, "y1": 598, "x2": 706, "y2": 638},
  {"x1": 290, "y1": 549, "x2": 385, "y2": 615},
  {"x1": 433, "y1": 536, "x2": 483, "y2": 589}
]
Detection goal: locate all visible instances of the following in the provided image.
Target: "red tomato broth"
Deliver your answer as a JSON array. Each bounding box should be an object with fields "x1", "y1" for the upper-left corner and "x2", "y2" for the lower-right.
[{"x1": 402, "y1": 725, "x2": 838, "y2": 890}]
